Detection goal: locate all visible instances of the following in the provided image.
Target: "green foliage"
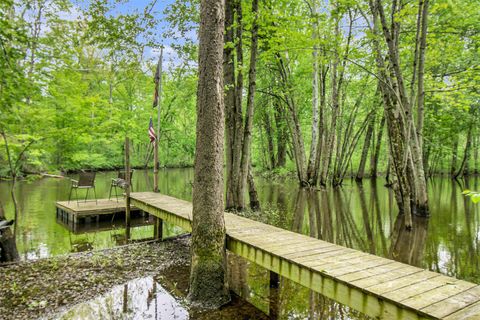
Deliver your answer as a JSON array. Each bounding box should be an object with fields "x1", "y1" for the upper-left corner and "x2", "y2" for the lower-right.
[
  {"x1": 0, "y1": 0, "x2": 478, "y2": 177},
  {"x1": 462, "y1": 190, "x2": 480, "y2": 204}
]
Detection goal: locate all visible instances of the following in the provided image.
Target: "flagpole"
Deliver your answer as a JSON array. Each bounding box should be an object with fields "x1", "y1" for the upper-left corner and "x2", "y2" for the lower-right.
[{"x1": 154, "y1": 47, "x2": 163, "y2": 193}]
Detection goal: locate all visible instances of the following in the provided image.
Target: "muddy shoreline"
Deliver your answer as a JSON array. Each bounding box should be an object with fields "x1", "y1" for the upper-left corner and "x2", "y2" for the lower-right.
[{"x1": 0, "y1": 239, "x2": 190, "y2": 320}]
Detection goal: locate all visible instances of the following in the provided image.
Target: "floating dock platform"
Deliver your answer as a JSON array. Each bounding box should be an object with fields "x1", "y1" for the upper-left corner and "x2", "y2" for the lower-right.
[{"x1": 55, "y1": 199, "x2": 140, "y2": 224}]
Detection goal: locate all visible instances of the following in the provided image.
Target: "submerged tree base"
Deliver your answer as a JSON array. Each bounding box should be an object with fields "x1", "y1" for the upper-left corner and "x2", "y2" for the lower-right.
[{"x1": 188, "y1": 257, "x2": 231, "y2": 310}]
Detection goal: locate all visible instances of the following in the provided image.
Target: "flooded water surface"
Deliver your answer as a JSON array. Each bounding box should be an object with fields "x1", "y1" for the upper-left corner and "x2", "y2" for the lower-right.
[{"x1": 1, "y1": 169, "x2": 479, "y2": 319}]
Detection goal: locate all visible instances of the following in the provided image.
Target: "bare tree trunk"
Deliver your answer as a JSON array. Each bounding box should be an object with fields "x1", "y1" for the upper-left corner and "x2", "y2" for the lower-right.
[{"x1": 188, "y1": 0, "x2": 230, "y2": 307}]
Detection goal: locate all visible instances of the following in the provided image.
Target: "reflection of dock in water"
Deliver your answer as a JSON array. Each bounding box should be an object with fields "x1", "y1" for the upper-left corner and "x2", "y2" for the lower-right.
[
  {"x1": 55, "y1": 198, "x2": 141, "y2": 225},
  {"x1": 57, "y1": 213, "x2": 154, "y2": 234},
  {"x1": 130, "y1": 192, "x2": 480, "y2": 320}
]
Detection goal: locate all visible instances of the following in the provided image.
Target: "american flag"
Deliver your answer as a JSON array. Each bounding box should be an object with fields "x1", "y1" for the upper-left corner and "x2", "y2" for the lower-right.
[{"x1": 148, "y1": 117, "x2": 156, "y2": 143}]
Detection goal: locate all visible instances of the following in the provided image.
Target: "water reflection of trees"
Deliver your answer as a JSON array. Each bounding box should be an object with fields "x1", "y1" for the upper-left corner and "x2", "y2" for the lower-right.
[{"x1": 243, "y1": 177, "x2": 480, "y2": 318}]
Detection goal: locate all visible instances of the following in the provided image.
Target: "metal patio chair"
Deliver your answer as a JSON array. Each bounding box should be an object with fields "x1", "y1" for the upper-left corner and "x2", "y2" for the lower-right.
[
  {"x1": 108, "y1": 170, "x2": 134, "y2": 202},
  {"x1": 68, "y1": 171, "x2": 97, "y2": 204}
]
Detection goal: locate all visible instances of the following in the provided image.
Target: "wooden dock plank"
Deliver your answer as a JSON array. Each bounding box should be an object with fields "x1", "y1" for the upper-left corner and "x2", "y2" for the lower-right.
[
  {"x1": 445, "y1": 300, "x2": 480, "y2": 319},
  {"x1": 401, "y1": 281, "x2": 477, "y2": 311},
  {"x1": 129, "y1": 192, "x2": 480, "y2": 320},
  {"x1": 422, "y1": 286, "x2": 480, "y2": 318}
]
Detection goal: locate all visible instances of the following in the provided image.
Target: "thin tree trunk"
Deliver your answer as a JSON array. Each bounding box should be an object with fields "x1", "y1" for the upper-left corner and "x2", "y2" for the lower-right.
[
  {"x1": 247, "y1": 162, "x2": 261, "y2": 211},
  {"x1": 263, "y1": 111, "x2": 276, "y2": 169},
  {"x1": 356, "y1": 112, "x2": 375, "y2": 181},
  {"x1": 276, "y1": 53, "x2": 308, "y2": 186},
  {"x1": 371, "y1": 111, "x2": 385, "y2": 178},
  {"x1": 451, "y1": 137, "x2": 458, "y2": 177},
  {"x1": 274, "y1": 102, "x2": 287, "y2": 167},
  {"x1": 416, "y1": 0, "x2": 429, "y2": 152},
  {"x1": 224, "y1": 0, "x2": 237, "y2": 210},
  {"x1": 455, "y1": 125, "x2": 473, "y2": 178},
  {"x1": 231, "y1": 0, "x2": 245, "y2": 207},
  {"x1": 307, "y1": 0, "x2": 320, "y2": 185},
  {"x1": 237, "y1": 0, "x2": 259, "y2": 210},
  {"x1": 188, "y1": 0, "x2": 230, "y2": 307}
]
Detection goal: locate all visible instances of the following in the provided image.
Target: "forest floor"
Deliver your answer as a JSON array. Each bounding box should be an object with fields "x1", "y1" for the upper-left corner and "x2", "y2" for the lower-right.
[
  {"x1": 0, "y1": 239, "x2": 190, "y2": 319},
  {"x1": 0, "y1": 237, "x2": 268, "y2": 320}
]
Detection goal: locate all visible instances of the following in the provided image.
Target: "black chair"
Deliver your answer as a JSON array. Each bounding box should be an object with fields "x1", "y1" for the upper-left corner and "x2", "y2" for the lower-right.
[
  {"x1": 109, "y1": 170, "x2": 134, "y2": 202},
  {"x1": 68, "y1": 171, "x2": 97, "y2": 204}
]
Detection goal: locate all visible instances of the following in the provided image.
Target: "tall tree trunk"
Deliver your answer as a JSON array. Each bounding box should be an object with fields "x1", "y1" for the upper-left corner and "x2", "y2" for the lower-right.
[
  {"x1": 416, "y1": 0, "x2": 429, "y2": 152},
  {"x1": 188, "y1": 0, "x2": 230, "y2": 308},
  {"x1": 237, "y1": 0, "x2": 259, "y2": 210},
  {"x1": 370, "y1": 0, "x2": 429, "y2": 225},
  {"x1": 224, "y1": 0, "x2": 236, "y2": 209},
  {"x1": 306, "y1": 0, "x2": 320, "y2": 185},
  {"x1": 276, "y1": 53, "x2": 308, "y2": 186}
]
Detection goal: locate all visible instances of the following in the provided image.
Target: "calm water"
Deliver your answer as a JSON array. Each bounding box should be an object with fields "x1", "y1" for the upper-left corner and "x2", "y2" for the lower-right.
[{"x1": 1, "y1": 169, "x2": 479, "y2": 319}]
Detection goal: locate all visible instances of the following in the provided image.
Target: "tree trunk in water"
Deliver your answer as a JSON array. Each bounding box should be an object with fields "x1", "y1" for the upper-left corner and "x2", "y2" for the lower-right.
[
  {"x1": 188, "y1": 0, "x2": 230, "y2": 308},
  {"x1": 224, "y1": 0, "x2": 236, "y2": 210},
  {"x1": 356, "y1": 112, "x2": 375, "y2": 181},
  {"x1": 306, "y1": 0, "x2": 320, "y2": 185},
  {"x1": 0, "y1": 199, "x2": 19, "y2": 263},
  {"x1": 276, "y1": 53, "x2": 308, "y2": 186},
  {"x1": 370, "y1": 0, "x2": 429, "y2": 225},
  {"x1": 237, "y1": 0, "x2": 259, "y2": 210},
  {"x1": 247, "y1": 162, "x2": 261, "y2": 211},
  {"x1": 455, "y1": 125, "x2": 473, "y2": 179},
  {"x1": 231, "y1": 0, "x2": 245, "y2": 208}
]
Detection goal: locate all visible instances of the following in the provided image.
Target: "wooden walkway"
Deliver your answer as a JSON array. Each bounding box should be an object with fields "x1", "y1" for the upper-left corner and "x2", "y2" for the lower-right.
[
  {"x1": 56, "y1": 199, "x2": 139, "y2": 224},
  {"x1": 130, "y1": 192, "x2": 480, "y2": 320}
]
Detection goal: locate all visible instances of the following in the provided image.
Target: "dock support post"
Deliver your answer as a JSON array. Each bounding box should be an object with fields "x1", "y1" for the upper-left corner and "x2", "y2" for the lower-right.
[
  {"x1": 269, "y1": 271, "x2": 280, "y2": 319},
  {"x1": 154, "y1": 217, "x2": 163, "y2": 240},
  {"x1": 125, "y1": 137, "x2": 131, "y2": 241}
]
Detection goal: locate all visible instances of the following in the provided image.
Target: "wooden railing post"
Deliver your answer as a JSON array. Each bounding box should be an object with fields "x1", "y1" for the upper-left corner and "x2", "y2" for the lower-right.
[
  {"x1": 125, "y1": 137, "x2": 131, "y2": 241},
  {"x1": 154, "y1": 217, "x2": 163, "y2": 240}
]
